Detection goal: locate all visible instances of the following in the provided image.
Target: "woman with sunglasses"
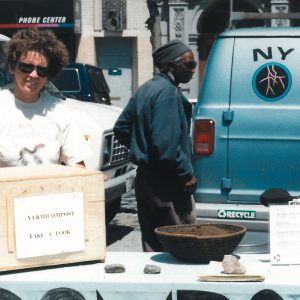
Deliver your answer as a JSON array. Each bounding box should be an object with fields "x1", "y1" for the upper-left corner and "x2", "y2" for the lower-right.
[{"x1": 0, "y1": 28, "x2": 91, "y2": 167}]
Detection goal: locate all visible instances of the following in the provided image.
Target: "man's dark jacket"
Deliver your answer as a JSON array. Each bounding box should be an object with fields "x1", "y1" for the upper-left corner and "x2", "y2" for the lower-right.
[{"x1": 113, "y1": 73, "x2": 194, "y2": 184}]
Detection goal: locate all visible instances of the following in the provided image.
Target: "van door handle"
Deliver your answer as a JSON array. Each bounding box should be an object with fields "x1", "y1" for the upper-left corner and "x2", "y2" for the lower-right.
[
  {"x1": 222, "y1": 111, "x2": 234, "y2": 125},
  {"x1": 222, "y1": 177, "x2": 232, "y2": 190}
]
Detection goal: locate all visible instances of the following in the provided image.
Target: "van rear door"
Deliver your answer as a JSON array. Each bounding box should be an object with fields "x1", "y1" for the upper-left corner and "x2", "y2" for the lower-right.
[
  {"x1": 193, "y1": 37, "x2": 234, "y2": 203},
  {"x1": 228, "y1": 31, "x2": 300, "y2": 203}
]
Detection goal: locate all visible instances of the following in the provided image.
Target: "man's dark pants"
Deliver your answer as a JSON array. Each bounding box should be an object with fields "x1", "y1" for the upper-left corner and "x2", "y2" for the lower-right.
[{"x1": 135, "y1": 167, "x2": 196, "y2": 252}]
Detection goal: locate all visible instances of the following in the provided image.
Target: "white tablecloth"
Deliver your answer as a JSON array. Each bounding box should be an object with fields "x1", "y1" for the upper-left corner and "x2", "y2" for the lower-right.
[{"x1": 0, "y1": 252, "x2": 299, "y2": 300}]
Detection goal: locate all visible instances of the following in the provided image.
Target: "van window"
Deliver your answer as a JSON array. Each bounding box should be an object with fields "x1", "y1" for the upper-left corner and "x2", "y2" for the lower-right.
[{"x1": 53, "y1": 69, "x2": 81, "y2": 92}]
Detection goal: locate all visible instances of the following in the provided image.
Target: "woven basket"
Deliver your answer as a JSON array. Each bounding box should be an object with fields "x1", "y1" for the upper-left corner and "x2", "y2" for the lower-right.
[{"x1": 155, "y1": 224, "x2": 246, "y2": 263}]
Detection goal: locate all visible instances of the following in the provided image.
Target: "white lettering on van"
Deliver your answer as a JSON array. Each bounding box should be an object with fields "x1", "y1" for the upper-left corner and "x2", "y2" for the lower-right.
[
  {"x1": 217, "y1": 209, "x2": 256, "y2": 220},
  {"x1": 253, "y1": 47, "x2": 294, "y2": 62}
]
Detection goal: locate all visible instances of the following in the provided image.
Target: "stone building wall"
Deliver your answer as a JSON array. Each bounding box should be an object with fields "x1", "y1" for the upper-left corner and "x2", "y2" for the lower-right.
[{"x1": 76, "y1": 0, "x2": 153, "y2": 103}]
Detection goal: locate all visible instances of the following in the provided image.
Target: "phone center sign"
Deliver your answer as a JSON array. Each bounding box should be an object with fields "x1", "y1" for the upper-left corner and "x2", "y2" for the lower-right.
[
  {"x1": 0, "y1": 0, "x2": 80, "y2": 34},
  {"x1": 18, "y1": 16, "x2": 67, "y2": 24},
  {"x1": 13, "y1": 192, "x2": 85, "y2": 259}
]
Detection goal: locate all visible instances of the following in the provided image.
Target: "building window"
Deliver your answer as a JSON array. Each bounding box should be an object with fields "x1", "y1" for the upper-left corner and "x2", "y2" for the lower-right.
[{"x1": 103, "y1": 0, "x2": 126, "y2": 30}]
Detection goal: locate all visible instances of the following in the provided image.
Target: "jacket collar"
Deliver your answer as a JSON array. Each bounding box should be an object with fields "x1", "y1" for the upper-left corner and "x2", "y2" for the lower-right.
[{"x1": 157, "y1": 72, "x2": 178, "y2": 86}]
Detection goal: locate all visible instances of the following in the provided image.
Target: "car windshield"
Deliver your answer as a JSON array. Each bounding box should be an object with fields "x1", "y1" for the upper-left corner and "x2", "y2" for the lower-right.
[
  {"x1": 52, "y1": 68, "x2": 81, "y2": 92},
  {"x1": 89, "y1": 68, "x2": 110, "y2": 94},
  {"x1": 46, "y1": 81, "x2": 66, "y2": 100}
]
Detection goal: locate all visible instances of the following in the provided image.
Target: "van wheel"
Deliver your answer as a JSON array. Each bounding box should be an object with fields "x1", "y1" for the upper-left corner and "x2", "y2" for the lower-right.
[{"x1": 105, "y1": 197, "x2": 121, "y2": 224}]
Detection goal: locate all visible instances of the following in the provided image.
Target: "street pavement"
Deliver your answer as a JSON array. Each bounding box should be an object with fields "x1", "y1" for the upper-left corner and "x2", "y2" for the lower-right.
[{"x1": 106, "y1": 190, "x2": 143, "y2": 252}]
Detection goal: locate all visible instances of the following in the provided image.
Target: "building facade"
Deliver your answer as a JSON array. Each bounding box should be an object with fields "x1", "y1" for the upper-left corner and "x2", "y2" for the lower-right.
[
  {"x1": 0, "y1": 0, "x2": 299, "y2": 105},
  {"x1": 158, "y1": 0, "x2": 300, "y2": 100},
  {"x1": 77, "y1": 0, "x2": 153, "y2": 108}
]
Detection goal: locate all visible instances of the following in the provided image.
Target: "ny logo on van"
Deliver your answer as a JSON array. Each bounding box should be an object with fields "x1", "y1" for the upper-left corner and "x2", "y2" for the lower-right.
[
  {"x1": 252, "y1": 62, "x2": 292, "y2": 102},
  {"x1": 253, "y1": 47, "x2": 294, "y2": 62}
]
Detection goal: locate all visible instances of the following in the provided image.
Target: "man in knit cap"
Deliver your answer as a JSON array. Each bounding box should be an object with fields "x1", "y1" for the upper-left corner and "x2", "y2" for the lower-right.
[{"x1": 114, "y1": 39, "x2": 197, "y2": 252}]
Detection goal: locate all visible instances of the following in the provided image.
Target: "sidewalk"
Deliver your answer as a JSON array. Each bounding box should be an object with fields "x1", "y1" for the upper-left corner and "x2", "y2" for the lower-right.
[
  {"x1": 106, "y1": 190, "x2": 142, "y2": 252},
  {"x1": 106, "y1": 212, "x2": 142, "y2": 252}
]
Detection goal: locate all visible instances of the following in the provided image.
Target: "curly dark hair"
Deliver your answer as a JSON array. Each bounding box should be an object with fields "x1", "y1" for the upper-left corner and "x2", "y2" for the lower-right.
[{"x1": 4, "y1": 28, "x2": 69, "y2": 79}]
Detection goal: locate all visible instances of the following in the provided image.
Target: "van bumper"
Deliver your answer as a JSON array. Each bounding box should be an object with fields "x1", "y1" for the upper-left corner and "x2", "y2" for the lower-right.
[{"x1": 195, "y1": 202, "x2": 270, "y2": 254}]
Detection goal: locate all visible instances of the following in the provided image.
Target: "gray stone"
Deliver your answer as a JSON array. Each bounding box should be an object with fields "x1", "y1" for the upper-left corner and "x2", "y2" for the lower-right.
[
  {"x1": 222, "y1": 255, "x2": 246, "y2": 274},
  {"x1": 104, "y1": 264, "x2": 126, "y2": 273},
  {"x1": 144, "y1": 264, "x2": 161, "y2": 274}
]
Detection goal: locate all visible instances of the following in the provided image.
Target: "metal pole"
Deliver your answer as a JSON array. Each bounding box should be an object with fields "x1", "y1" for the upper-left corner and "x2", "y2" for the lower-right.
[{"x1": 229, "y1": 0, "x2": 233, "y2": 28}]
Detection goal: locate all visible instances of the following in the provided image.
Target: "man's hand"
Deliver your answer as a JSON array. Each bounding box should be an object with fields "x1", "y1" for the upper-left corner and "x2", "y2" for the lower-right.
[{"x1": 184, "y1": 176, "x2": 197, "y2": 195}]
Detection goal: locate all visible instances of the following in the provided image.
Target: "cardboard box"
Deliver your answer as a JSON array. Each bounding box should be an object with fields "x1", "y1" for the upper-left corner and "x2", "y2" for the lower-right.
[{"x1": 0, "y1": 164, "x2": 106, "y2": 272}]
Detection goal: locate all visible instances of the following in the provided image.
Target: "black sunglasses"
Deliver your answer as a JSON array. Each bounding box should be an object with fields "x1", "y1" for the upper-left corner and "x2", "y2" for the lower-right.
[
  {"x1": 181, "y1": 60, "x2": 197, "y2": 69},
  {"x1": 16, "y1": 61, "x2": 49, "y2": 78}
]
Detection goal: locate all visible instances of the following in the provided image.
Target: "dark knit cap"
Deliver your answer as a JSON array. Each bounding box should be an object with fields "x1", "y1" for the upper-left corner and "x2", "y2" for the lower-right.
[{"x1": 152, "y1": 39, "x2": 192, "y2": 68}]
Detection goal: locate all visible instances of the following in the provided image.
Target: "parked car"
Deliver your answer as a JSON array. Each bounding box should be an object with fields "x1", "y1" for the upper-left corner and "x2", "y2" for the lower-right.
[
  {"x1": 192, "y1": 27, "x2": 300, "y2": 253},
  {"x1": 52, "y1": 62, "x2": 111, "y2": 105},
  {"x1": 0, "y1": 34, "x2": 12, "y2": 87},
  {"x1": 0, "y1": 36, "x2": 135, "y2": 224},
  {"x1": 61, "y1": 94, "x2": 136, "y2": 224}
]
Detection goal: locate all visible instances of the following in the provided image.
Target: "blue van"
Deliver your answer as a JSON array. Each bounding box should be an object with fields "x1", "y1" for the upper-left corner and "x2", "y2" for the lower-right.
[{"x1": 192, "y1": 27, "x2": 300, "y2": 253}]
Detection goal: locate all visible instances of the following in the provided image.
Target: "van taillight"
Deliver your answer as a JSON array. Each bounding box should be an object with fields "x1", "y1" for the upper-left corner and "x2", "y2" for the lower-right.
[{"x1": 193, "y1": 120, "x2": 215, "y2": 155}]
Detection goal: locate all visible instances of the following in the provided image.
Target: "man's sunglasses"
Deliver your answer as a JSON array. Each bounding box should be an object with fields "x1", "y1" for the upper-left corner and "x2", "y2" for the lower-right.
[
  {"x1": 16, "y1": 62, "x2": 49, "y2": 78},
  {"x1": 181, "y1": 60, "x2": 197, "y2": 69}
]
